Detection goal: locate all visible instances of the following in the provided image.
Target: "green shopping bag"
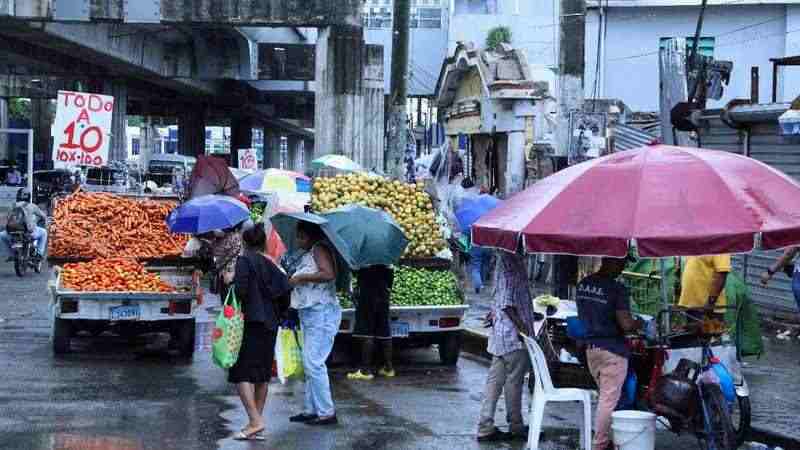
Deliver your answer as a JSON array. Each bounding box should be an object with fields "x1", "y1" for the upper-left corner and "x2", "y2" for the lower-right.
[
  {"x1": 276, "y1": 327, "x2": 304, "y2": 383},
  {"x1": 212, "y1": 287, "x2": 245, "y2": 369}
]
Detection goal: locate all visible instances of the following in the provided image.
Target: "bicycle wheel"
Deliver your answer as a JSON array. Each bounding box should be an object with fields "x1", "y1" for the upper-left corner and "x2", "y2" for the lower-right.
[
  {"x1": 698, "y1": 384, "x2": 736, "y2": 450},
  {"x1": 730, "y1": 393, "x2": 751, "y2": 447}
]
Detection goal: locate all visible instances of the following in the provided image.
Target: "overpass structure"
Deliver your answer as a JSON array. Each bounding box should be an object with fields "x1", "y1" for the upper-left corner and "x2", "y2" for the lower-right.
[{"x1": 0, "y1": 0, "x2": 384, "y2": 171}]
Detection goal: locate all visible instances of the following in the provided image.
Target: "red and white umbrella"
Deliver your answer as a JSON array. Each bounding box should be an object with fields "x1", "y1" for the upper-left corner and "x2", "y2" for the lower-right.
[{"x1": 472, "y1": 145, "x2": 800, "y2": 258}]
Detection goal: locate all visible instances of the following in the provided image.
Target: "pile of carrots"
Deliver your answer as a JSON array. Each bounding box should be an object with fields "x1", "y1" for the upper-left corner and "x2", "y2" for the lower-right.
[
  {"x1": 61, "y1": 258, "x2": 176, "y2": 292},
  {"x1": 48, "y1": 192, "x2": 190, "y2": 259}
]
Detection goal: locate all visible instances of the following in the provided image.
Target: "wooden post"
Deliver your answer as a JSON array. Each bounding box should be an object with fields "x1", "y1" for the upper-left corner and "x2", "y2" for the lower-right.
[{"x1": 751, "y1": 67, "x2": 759, "y2": 104}]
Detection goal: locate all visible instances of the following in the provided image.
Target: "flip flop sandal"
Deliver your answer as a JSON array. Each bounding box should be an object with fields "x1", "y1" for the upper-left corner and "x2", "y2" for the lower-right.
[{"x1": 233, "y1": 427, "x2": 265, "y2": 441}]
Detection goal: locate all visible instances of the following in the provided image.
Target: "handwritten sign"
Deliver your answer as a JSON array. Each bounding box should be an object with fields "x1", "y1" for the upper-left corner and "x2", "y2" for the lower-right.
[
  {"x1": 52, "y1": 90, "x2": 114, "y2": 167},
  {"x1": 238, "y1": 148, "x2": 257, "y2": 171}
]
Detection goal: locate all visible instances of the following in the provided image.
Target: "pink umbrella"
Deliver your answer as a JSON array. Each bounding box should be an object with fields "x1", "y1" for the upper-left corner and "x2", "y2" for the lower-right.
[{"x1": 473, "y1": 145, "x2": 800, "y2": 258}]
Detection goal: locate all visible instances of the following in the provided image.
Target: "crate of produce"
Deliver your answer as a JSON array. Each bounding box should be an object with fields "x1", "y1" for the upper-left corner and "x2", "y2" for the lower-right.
[
  {"x1": 47, "y1": 192, "x2": 190, "y2": 263},
  {"x1": 55, "y1": 258, "x2": 194, "y2": 300},
  {"x1": 339, "y1": 265, "x2": 463, "y2": 309}
]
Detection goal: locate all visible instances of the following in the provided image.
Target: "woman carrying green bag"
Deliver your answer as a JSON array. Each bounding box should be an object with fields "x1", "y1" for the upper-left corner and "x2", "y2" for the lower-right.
[{"x1": 223, "y1": 222, "x2": 290, "y2": 441}]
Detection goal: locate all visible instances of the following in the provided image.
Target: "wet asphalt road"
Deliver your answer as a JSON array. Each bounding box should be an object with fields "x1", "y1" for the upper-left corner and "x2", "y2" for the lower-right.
[{"x1": 0, "y1": 263, "x2": 709, "y2": 450}]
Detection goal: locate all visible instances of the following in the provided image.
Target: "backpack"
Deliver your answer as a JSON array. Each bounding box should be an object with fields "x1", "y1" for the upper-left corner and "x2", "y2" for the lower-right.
[{"x1": 6, "y1": 206, "x2": 28, "y2": 233}]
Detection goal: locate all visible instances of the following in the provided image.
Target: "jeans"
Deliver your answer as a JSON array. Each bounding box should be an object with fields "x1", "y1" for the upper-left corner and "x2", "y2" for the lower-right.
[
  {"x1": 587, "y1": 347, "x2": 629, "y2": 450},
  {"x1": 299, "y1": 302, "x2": 342, "y2": 418},
  {"x1": 469, "y1": 247, "x2": 487, "y2": 292},
  {"x1": 0, "y1": 226, "x2": 47, "y2": 257},
  {"x1": 792, "y1": 272, "x2": 800, "y2": 312},
  {"x1": 477, "y1": 349, "x2": 531, "y2": 436}
]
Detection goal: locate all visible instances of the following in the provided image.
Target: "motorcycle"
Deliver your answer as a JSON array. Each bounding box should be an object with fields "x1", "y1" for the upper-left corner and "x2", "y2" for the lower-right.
[
  {"x1": 9, "y1": 231, "x2": 42, "y2": 277},
  {"x1": 630, "y1": 306, "x2": 751, "y2": 450}
]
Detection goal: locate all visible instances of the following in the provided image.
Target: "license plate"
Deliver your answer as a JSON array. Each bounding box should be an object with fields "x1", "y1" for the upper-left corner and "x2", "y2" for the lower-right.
[
  {"x1": 110, "y1": 305, "x2": 140, "y2": 321},
  {"x1": 391, "y1": 321, "x2": 410, "y2": 338}
]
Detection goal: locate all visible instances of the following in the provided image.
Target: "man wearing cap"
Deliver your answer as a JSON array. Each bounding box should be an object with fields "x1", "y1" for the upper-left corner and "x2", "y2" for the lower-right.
[{"x1": 576, "y1": 257, "x2": 643, "y2": 450}]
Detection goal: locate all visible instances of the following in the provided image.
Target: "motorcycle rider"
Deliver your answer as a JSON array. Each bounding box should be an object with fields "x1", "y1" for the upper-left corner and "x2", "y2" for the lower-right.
[{"x1": 0, "y1": 188, "x2": 48, "y2": 260}]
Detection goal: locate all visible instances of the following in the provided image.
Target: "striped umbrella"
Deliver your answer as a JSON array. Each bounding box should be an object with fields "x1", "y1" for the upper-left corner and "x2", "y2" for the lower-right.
[{"x1": 240, "y1": 169, "x2": 312, "y2": 211}]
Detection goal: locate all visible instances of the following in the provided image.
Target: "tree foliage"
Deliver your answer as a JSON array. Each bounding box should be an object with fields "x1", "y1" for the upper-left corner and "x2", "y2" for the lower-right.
[
  {"x1": 7, "y1": 98, "x2": 30, "y2": 121},
  {"x1": 486, "y1": 26, "x2": 512, "y2": 49}
]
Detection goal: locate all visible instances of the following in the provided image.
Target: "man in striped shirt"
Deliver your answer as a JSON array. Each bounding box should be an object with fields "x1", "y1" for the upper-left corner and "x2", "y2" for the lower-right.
[{"x1": 477, "y1": 252, "x2": 537, "y2": 442}]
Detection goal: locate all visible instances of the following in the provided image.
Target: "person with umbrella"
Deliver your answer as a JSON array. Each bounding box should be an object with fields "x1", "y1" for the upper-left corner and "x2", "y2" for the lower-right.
[
  {"x1": 222, "y1": 223, "x2": 291, "y2": 441},
  {"x1": 318, "y1": 205, "x2": 410, "y2": 381},
  {"x1": 287, "y1": 221, "x2": 342, "y2": 426},
  {"x1": 347, "y1": 264, "x2": 396, "y2": 381}
]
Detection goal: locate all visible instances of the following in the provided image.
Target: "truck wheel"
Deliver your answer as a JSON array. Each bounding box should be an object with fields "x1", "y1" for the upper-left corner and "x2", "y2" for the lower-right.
[
  {"x1": 173, "y1": 320, "x2": 196, "y2": 357},
  {"x1": 439, "y1": 331, "x2": 462, "y2": 366},
  {"x1": 53, "y1": 318, "x2": 72, "y2": 354}
]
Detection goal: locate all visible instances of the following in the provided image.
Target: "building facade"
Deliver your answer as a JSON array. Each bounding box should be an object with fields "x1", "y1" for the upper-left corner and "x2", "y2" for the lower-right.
[{"x1": 585, "y1": 1, "x2": 800, "y2": 112}]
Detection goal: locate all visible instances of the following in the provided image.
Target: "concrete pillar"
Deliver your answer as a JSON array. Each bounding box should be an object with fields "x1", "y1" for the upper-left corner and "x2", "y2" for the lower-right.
[
  {"x1": 104, "y1": 80, "x2": 128, "y2": 162},
  {"x1": 229, "y1": 117, "x2": 254, "y2": 168},
  {"x1": 314, "y1": 26, "x2": 366, "y2": 163},
  {"x1": 0, "y1": 98, "x2": 8, "y2": 161},
  {"x1": 505, "y1": 131, "x2": 526, "y2": 196},
  {"x1": 30, "y1": 98, "x2": 53, "y2": 169},
  {"x1": 178, "y1": 108, "x2": 206, "y2": 157}
]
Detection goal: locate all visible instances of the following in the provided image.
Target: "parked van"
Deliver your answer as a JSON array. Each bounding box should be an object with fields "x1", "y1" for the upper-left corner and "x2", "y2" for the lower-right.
[{"x1": 146, "y1": 154, "x2": 196, "y2": 187}]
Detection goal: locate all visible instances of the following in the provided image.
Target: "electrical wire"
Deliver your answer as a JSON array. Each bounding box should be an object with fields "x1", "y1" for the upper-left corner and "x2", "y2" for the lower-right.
[{"x1": 608, "y1": 10, "x2": 791, "y2": 61}]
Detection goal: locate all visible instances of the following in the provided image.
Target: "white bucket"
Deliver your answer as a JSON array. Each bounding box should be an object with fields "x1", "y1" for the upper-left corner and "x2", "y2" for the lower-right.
[{"x1": 611, "y1": 410, "x2": 656, "y2": 450}]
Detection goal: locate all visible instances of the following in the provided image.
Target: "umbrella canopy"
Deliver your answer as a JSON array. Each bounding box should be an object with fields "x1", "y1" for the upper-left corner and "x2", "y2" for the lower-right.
[
  {"x1": 321, "y1": 204, "x2": 409, "y2": 269},
  {"x1": 166, "y1": 194, "x2": 250, "y2": 235},
  {"x1": 240, "y1": 169, "x2": 311, "y2": 212},
  {"x1": 455, "y1": 194, "x2": 501, "y2": 234},
  {"x1": 473, "y1": 144, "x2": 800, "y2": 258},
  {"x1": 187, "y1": 155, "x2": 240, "y2": 199},
  {"x1": 311, "y1": 154, "x2": 364, "y2": 173},
  {"x1": 271, "y1": 212, "x2": 354, "y2": 290},
  {"x1": 229, "y1": 168, "x2": 254, "y2": 181}
]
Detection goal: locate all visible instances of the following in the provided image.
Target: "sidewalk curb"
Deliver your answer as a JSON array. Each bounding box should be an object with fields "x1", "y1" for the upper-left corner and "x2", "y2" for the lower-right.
[{"x1": 459, "y1": 328, "x2": 800, "y2": 449}]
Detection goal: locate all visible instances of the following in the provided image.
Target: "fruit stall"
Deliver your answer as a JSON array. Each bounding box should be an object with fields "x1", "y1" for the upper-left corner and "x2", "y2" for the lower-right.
[
  {"x1": 311, "y1": 174, "x2": 468, "y2": 365},
  {"x1": 46, "y1": 191, "x2": 201, "y2": 355}
]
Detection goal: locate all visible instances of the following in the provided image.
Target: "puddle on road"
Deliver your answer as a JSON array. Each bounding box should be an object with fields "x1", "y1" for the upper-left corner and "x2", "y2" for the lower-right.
[{"x1": 47, "y1": 433, "x2": 144, "y2": 450}]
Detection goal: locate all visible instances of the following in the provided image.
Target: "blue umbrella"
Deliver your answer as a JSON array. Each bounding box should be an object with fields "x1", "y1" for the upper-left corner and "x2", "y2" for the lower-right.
[
  {"x1": 456, "y1": 194, "x2": 501, "y2": 234},
  {"x1": 166, "y1": 194, "x2": 250, "y2": 234}
]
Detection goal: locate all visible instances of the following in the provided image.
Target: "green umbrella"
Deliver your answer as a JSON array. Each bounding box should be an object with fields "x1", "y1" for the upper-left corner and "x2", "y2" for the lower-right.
[
  {"x1": 321, "y1": 204, "x2": 409, "y2": 270},
  {"x1": 311, "y1": 154, "x2": 364, "y2": 173},
  {"x1": 270, "y1": 212, "x2": 354, "y2": 291}
]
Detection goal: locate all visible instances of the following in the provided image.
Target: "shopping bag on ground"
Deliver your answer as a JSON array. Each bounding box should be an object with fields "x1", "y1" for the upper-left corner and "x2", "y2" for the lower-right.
[
  {"x1": 212, "y1": 287, "x2": 245, "y2": 369},
  {"x1": 276, "y1": 327, "x2": 304, "y2": 383}
]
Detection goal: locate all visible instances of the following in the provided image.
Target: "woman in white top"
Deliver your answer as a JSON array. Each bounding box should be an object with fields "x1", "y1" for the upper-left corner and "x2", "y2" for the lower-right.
[{"x1": 287, "y1": 221, "x2": 342, "y2": 426}]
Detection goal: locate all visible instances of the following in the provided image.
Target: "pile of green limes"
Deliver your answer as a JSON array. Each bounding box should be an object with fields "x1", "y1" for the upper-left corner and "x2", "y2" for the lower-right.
[{"x1": 337, "y1": 266, "x2": 462, "y2": 308}]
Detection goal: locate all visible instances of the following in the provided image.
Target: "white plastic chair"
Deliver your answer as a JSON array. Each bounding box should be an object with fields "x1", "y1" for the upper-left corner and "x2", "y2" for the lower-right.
[{"x1": 522, "y1": 334, "x2": 592, "y2": 450}]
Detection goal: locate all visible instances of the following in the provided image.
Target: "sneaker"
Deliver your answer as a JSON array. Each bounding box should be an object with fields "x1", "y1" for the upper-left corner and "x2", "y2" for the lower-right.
[
  {"x1": 305, "y1": 415, "x2": 338, "y2": 426},
  {"x1": 289, "y1": 413, "x2": 317, "y2": 423},
  {"x1": 378, "y1": 367, "x2": 396, "y2": 378},
  {"x1": 347, "y1": 370, "x2": 374, "y2": 381},
  {"x1": 476, "y1": 428, "x2": 513, "y2": 442}
]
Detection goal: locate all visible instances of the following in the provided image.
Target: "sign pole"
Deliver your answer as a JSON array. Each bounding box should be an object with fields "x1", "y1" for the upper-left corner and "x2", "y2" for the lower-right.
[{"x1": 27, "y1": 130, "x2": 33, "y2": 204}]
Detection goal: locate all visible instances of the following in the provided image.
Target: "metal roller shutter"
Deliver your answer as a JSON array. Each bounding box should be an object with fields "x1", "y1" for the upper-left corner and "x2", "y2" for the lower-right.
[{"x1": 698, "y1": 112, "x2": 800, "y2": 315}]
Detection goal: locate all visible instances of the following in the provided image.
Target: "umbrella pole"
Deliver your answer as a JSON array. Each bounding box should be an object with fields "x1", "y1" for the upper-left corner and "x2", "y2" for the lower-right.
[{"x1": 659, "y1": 258, "x2": 671, "y2": 329}]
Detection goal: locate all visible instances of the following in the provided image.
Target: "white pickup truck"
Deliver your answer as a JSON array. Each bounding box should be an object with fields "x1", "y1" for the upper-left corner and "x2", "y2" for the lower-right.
[
  {"x1": 49, "y1": 265, "x2": 201, "y2": 355},
  {"x1": 337, "y1": 259, "x2": 469, "y2": 365},
  {"x1": 338, "y1": 304, "x2": 469, "y2": 365}
]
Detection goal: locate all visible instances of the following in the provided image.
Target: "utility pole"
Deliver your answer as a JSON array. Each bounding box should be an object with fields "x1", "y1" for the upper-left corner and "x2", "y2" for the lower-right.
[
  {"x1": 553, "y1": 0, "x2": 586, "y2": 299},
  {"x1": 387, "y1": 0, "x2": 410, "y2": 179}
]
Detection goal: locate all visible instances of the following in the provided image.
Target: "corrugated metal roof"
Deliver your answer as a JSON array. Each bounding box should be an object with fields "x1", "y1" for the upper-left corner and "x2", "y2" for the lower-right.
[{"x1": 614, "y1": 123, "x2": 656, "y2": 151}]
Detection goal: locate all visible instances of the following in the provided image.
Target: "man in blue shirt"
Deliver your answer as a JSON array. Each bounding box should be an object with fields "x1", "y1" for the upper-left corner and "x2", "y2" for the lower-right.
[{"x1": 576, "y1": 257, "x2": 643, "y2": 450}]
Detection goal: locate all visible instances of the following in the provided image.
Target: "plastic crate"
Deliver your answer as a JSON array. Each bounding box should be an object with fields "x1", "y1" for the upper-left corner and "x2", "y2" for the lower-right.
[{"x1": 620, "y1": 271, "x2": 664, "y2": 317}]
